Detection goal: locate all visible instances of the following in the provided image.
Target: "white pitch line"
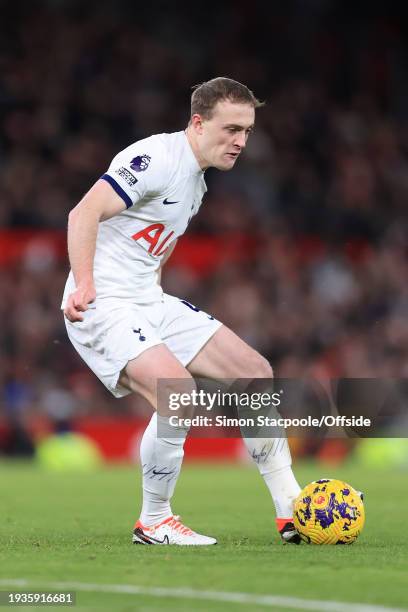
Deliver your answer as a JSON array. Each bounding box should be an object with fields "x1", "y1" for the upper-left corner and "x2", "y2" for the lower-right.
[{"x1": 0, "y1": 579, "x2": 406, "y2": 612}]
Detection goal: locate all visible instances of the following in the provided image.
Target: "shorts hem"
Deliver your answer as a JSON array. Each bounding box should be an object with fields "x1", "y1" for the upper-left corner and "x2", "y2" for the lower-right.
[
  {"x1": 105, "y1": 339, "x2": 165, "y2": 398},
  {"x1": 183, "y1": 321, "x2": 223, "y2": 368}
]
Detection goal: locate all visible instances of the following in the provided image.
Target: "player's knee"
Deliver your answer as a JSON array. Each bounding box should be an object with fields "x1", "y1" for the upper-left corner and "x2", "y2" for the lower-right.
[
  {"x1": 161, "y1": 378, "x2": 197, "y2": 420},
  {"x1": 246, "y1": 353, "x2": 273, "y2": 379}
]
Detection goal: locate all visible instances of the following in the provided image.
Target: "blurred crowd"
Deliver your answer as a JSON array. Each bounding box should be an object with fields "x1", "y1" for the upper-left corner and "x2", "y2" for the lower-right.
[{"x1": 0, "y1": 1, "x2": 407, "y2": 428}]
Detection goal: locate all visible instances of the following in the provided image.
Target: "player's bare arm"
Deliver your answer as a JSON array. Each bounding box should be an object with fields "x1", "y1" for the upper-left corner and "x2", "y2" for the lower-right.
[{"x1": 64, "y1": 180, "x2": 126, "y2": 322}]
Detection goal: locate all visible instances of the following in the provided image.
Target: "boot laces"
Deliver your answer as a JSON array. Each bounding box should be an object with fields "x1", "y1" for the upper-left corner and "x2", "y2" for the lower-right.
[{"x1": 168, "y1": 515, "x2": 194, "y2": 536}]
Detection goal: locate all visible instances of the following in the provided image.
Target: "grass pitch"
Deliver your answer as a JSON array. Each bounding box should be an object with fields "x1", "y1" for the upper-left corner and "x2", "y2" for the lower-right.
[{"x1": 0, "y1": 459, "x2": 407, "y2": 611}]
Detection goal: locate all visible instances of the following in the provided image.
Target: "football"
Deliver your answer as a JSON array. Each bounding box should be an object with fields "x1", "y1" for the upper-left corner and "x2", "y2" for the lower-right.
[{"x1": 293, "y1": 478, "x2": 365, "y2": 544}]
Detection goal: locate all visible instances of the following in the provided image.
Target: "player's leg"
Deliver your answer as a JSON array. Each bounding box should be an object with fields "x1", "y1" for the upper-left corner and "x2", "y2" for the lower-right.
[
  {"x1": 160, "y1": 296, "x2": 301, "y2": 542},
  {"x1": 65, "y1": 302, "x2": 215, "y2": 545},
  {"x1": 118, "y1": 345, "x2": 216, "y2": 545},
  {"x1": 186, "y1": 325, "x2": 301, "y2": 542},
  {"x1": 119, "y1": 343, "x2": 191, "y2": 528}
]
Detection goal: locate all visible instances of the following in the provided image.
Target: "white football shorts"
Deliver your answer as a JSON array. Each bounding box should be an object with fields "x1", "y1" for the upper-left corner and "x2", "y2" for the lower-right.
[{"x1": 64, "y1": 293, "x2": 222, "y2": 398}]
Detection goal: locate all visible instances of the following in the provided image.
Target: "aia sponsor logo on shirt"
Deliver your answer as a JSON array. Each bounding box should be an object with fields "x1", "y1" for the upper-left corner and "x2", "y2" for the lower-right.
[{"x1": 132, "y1": 223, "x2": 174, "y2": 257}]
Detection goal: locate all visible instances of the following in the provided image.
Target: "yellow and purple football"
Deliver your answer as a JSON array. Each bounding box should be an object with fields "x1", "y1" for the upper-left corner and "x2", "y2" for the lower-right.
[{"x1": 293, "y1": 478, "x2": 365, "y2": 544}]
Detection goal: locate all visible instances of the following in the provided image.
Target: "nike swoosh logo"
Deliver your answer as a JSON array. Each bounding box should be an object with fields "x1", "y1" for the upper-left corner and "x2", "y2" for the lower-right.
[
  {"x1": 163, "y1": 198, "x2": 179, "y2": 205},
  {"x1": 152, "y1": 469, "x2": 173, "y2": 476},
  {"x1": 148, "y1": 533, "x2": 169, "y2": 545},
  {"x1": 134, "y1": 528, "x2": 170, "y2": 545}
]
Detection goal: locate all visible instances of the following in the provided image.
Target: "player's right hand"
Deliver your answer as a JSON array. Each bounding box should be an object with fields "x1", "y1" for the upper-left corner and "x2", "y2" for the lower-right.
[{"x1": 64, "y1": 283, "x2": 96, "y2": 322}]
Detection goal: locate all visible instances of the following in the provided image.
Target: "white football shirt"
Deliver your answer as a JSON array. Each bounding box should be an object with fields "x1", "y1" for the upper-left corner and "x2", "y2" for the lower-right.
[{"x1": 62, "y1": 131, "x2": 207, "y2": 306}]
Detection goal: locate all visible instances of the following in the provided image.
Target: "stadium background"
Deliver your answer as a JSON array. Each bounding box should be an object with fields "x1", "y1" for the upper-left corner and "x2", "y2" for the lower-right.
[{"x1": 1, "y1": 0, "x2": 407, "y2": 462}]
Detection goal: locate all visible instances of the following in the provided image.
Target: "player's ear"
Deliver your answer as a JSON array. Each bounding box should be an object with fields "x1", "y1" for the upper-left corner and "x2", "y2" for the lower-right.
[{"x1": 190, "y1": 113, "x2": 204, "y2": 135}]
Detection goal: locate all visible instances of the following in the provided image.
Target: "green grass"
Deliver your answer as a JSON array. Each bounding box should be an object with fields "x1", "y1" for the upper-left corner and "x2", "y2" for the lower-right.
[{"x1": 0, "y1": 460, "x2": 407, "y2": 611}]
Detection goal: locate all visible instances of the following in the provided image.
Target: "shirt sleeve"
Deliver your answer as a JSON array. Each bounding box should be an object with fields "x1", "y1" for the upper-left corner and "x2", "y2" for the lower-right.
[{"x1": 100, "y1": 138, "x2": 168, "y2": 209}]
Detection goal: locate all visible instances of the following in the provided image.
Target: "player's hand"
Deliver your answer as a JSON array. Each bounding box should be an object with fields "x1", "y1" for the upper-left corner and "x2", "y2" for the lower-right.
[{"x1": 64, "y1": 283, "x2": 96, "y2": 322}]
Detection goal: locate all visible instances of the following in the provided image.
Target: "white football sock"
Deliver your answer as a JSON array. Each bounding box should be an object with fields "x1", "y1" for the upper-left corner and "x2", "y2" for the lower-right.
[
  {"x1": 243, "y1": 436, "x2": 301, "y2": 518},
  {"x1": 139, "y1": 413, "x2": 189, "y2": 527}
]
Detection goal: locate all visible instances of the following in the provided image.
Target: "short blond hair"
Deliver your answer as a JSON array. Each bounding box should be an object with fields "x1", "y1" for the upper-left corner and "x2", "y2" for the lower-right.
[{"x1": 191, "y1": 77, "x2": 263, "y2": 119}]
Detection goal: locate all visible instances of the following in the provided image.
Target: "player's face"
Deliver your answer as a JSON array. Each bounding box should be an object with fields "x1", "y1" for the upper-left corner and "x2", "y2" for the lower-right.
[{"x1": 197, "y1": 100, "x2": 255, "y2": 170}]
